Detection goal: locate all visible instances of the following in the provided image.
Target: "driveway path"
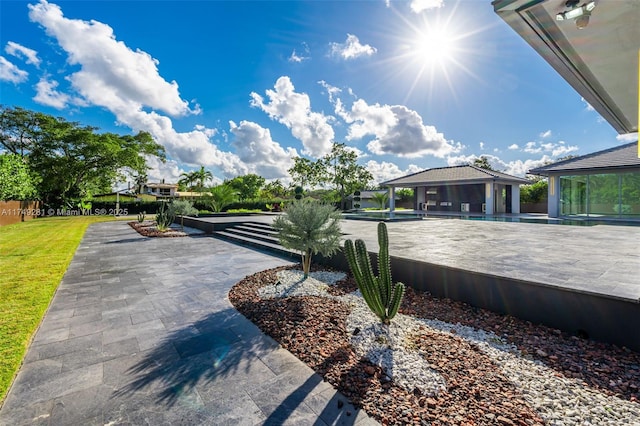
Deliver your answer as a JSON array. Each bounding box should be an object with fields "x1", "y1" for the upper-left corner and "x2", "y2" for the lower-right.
[{"x1": 0, "y1": 221, "x2": 375, "y2": 425}]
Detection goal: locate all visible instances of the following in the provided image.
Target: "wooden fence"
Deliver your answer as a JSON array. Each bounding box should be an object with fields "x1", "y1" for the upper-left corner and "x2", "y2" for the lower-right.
[{"x1": 0, "y1": 200, "x2": 43, "y2": 226}]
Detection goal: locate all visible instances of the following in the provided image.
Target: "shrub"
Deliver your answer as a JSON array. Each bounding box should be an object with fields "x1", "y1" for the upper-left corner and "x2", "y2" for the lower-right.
[
  {"x1": 169, "y1": 200, "x2": 198, "y2": 230},
  {"x1": 272, "y1": 199, "x2": 342, "y2": 278},
  {"x1": 155, "y1": 202, "x2": 174, "y2": 231}
]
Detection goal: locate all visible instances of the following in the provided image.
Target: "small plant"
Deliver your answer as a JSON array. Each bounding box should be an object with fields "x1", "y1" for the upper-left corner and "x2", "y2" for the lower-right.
[
  {"x1": 169, "y1": 199, "x2": 198, "y2": 231},
  {"x1": 137, "y1": 211, "x2": 146, "y2": 223},
  {"x1": 272, "y1": 199, "x2": 342, "y2": 279},
  {"x1": 344, "y1": 222, "x2": 405, "y2": 325},
  {"x1": 155, "y1": 202, "x2": 175, "y2": 232},
  {"x1": 207, "y1": 184, "x2": 237, "y2": 212},
  {"x1": 265, "y1": 203, "x2": 274, "y2": 212}
]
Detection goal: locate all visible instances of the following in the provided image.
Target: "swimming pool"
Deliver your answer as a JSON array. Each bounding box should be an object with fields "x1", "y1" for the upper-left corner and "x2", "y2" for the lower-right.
[{"x1": 342, "y1": 212, "x2": 423, "y2": 222}]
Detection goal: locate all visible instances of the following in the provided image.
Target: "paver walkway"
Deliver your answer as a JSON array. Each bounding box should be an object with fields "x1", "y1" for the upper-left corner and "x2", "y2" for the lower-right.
[{"x1": 0, "y1": 222, "x2": 376, "y2": 425}]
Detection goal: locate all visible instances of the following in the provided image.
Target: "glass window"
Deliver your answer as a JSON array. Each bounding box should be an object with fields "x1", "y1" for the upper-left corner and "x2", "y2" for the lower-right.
[
  {"x1": 620, "y1": 172, "x2": 640, "y2": 217},
  {"x1": 588, "y1": 173, "x2": 619, "y2": 217},
  {"x1": 560, "y1": 175, "x2": 587, "y2": 216}
]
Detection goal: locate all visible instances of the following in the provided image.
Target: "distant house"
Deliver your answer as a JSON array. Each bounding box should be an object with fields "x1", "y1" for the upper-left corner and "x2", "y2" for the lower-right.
[
  {"x1": 346, "y1": 190, "x2": 399, "y2": 210},
  {"x1": 529, "y1": 142, "x2": 640, "y2": 220},
  {"x1": 141, "y1": 182, "x2": 178, "y2": 199},
  {"x1": 383, "y1": 165, "x2": 529, "y2": 214},
  {"x1": 92, "y1": 192, "x2": 156, "y2": 202}
]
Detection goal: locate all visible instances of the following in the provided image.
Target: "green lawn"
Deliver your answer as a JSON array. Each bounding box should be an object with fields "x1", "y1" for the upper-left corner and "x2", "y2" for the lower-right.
[{"x1": 0, "y1": 216, "x2": 127, "y2": 403}]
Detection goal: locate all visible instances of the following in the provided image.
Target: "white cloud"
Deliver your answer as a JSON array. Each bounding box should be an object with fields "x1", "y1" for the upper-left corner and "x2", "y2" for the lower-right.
[
  {"x1": 366, "y1": 160, "x2": 421, "y2": 184},
  {"x1": 508, "y1": 143, "x2": 519, "y2": 150},
  {"x1": 289, "y1": 43, "x2": 310, "y2": 63},
  {"x1": 0, "y1": 56, "x2": 28, "y2": 83},
  {"x1": 616, "y1": 133, "x2": 638, "y2": 143},
  {"x1": 446, "y1": 153, "x2": 553, "y2": 177},
  {"x1": 580, "y1": 97, "x2": 595, "y2": 112},
  {"x1": 5, "y1": 41, "x2": 41, "y2": 67},
  {"x1": 329, "y1": 34, "x2": 376, "y2": 60},
  {"x1": 33, "y1": 77, "x2": 71, "y2": 108},
  {"x1": 194, "y1": 124, "x2": 218, "y2": 138},
  {"x1": 229, "y1": 120, "x2": 297, "y2": 180},
  {"x1": 250, "y1": 76, "x2": 334, "y2": 158},
  {"x1": 340, "y1": 99, "x2": 459, "y2": 158},
  {"x1": 26, "y1": 0, "x2": 249, "y2": 179},
  {"x1": 539, "y1": 129, "x2": 552, "y2": 139},
  {"x1": 318, "y1": 80, "x2": 342, "y2": 103},
  {"x1": 410, "y1": 0, "x2": 445, "y2": 13},
  {"x1": 479, "y1": 142, "x2": 485, "y2": 150},
  {"x1": 28, "y1": 0, "x2": 197, "y2": 117},
  {"x1": 523, "y1": 140, "x2": 578, "y2": 157}
]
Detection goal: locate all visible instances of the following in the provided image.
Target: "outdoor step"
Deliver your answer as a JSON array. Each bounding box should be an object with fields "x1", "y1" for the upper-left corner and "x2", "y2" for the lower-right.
[
  {"x1": 214, "y1": 230, "x2": 296, "y2": 259},
  {"x1": 223, "y1": 227, "x2": 280, "y2": 244},
  {"x1": 240, "y1": 221, "x2": 277, "y2": 232},
  {"x1": 235, "y1": 224, "x2": 278, "y2": 236}
]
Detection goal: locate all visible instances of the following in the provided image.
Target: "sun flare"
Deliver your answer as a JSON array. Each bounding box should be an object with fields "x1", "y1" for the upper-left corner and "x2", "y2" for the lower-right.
[{"x1": 414, "y1": 26, "x2": 457, "y2": 67}]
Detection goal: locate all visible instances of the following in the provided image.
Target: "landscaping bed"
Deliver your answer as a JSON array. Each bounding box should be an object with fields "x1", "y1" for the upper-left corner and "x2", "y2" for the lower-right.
[
  {"x1": 128, "y1": 220, "x2": 188, "y2": 237},
  {"x1": 229, "y1": 265, "x2": 640, "y2": 426}
]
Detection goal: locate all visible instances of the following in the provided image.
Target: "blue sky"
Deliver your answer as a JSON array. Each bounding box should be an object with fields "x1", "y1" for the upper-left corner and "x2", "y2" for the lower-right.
[{"x1": 0, "y1": 0, "x2": 633, "y2": 186}]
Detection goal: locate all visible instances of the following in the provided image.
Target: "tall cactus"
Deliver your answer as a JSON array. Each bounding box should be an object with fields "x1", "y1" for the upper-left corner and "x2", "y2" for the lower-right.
[{"x1": 344, "y1": 222, "x2": 405, "y2": 325}]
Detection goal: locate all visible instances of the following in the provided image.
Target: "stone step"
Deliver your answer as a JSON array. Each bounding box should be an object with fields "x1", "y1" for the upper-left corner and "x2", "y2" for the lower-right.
[
  {"x1": 223, "y1": 227, "x2": 280, "y2": 245},
  {"x1": 214, "y1": 229, "x2": 297, "y2": 259}
]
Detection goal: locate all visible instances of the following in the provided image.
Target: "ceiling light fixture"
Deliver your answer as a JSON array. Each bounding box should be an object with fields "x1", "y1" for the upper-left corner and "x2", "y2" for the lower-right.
[{"x1": 556, "y1": 1, "x2": 596, "y2": 29}]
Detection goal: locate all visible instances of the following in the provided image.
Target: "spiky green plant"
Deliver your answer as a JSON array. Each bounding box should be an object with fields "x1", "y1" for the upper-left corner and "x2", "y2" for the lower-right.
[
  {"x1": 344, "y1": 222, "x2": 405, "y2": 325},
  {"x1": 272, "y1": 199, "x2": 342, "y2": 279},
  {"x1": 155, "y1": 202, "x2": 175, "y2": 231},
  {"x1": 206, "y1": 184, "x2": 237, "y2": 212},
  {"x1": 169, "y1": 200, "x2": 198, "y2": 230},
  {"x1": 137, "y1": 211, "x2": 146, "y2": 223}
]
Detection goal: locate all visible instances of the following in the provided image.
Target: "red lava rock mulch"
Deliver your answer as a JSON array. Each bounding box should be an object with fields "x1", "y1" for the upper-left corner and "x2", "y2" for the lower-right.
[
  {"x1": 229, "y1": 265, "x2": 640, "y2": 425},
  {"x1": 128, "y1": 221, "x2": 187, "y2": 238}
]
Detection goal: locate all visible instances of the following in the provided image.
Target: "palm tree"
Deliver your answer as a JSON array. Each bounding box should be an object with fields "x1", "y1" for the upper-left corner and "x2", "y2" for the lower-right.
[
  {"x1": 207, "y1": 184, "x2": 237, "y2": 212},
  {"x1": 178, "y1": 171, "x2": 197, "y2": 191},
  {"x1": 193, "y1": 166, "x2": 213, "y2": 193},
  {"x1": 272, "y1": 199, "x2": 342, "y2": 279},
  {"x1": 371, "y1": 191, "x2": 389, "y2": 210}
]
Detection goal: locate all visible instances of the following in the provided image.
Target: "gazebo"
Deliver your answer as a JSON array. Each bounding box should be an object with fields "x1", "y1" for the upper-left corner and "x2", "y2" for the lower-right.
[{"x1": 383, "y1": 165, "x2": 529, "y2": 215}]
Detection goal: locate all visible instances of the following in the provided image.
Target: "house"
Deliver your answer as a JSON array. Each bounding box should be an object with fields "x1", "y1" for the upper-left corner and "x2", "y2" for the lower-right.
[
  {"x1": 346, "y1": 190, "x2": 400, "y2": 210},
  {"x1": 140, "y1": 182, "x2": 178, "y2": 199},
  {"x1": 529, "y1": 142, "x2": 640, "y2": 219},
  {"x1": 383, "y1": 165, "x2": 529, "y2": 214}
]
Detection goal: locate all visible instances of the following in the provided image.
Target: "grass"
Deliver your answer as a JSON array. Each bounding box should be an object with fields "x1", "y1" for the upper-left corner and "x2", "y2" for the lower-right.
[{"x1": 0, "y1": 215, "x2": 128, "y2": 403}]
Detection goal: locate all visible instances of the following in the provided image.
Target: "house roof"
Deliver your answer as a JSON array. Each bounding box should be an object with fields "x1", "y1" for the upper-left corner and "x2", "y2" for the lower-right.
[
  {"x1": 383, "y1": 165, "x2": 530, "y2": 187},
  {"x1": 144, "y1": 183, "x2": 178, "y2": 189},
  {"x1": 529, "y1": 142, "x2": 640, "y2": 175},
  {"x1": 493, "y1": 0, "x2": 638, "y2": 135}
]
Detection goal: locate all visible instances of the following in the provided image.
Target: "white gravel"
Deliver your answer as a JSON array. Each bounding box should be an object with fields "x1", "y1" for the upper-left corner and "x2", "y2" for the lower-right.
[{"x1": 260, "y1": 270, "x2": 640, "y2": 426}]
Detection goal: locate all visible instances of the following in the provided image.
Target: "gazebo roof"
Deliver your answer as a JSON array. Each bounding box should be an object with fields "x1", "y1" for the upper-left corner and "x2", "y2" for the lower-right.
[
  {"x1": 383, "y1": 165, "x2": 529, "y2": 187},
  {"x1": 529, "y1": 142, "x2": 640, "y2": 175}
]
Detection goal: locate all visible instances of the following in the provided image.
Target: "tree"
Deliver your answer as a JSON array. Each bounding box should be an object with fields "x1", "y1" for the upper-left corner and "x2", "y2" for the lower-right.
[
  {"x1": 178, "y1": 171, "x2": 197, "y2": 191},
  {"x1": 272, "y1": 199, "x2": 342, "y2": 279},
  {"x1": 520, "y1": 179, "x2": 548, "y2": 204},
  {"x1": 169, "y1": 199, "x2": 198, "y2": 230},
  {"x1": 471, "y1": 156, "x2": 496, "y2": 171},
  {"x1": 206, "y1": 184, "x2": 237, "y2": 212},
  {"x1": 288, "y1": 157, "x2": 324, "y2": 189},
  {"x1": 370, "y1": 191, "x2": 389, "y2": 210},
  {"x1": 288, "y1": 142, "x2": 373, "y2": 210},
  {"x1": 225, "y1": 174, "x2": 265, "y2": 201},
  {"x1": 0, "y1": 153, "x2": 39, "y2": 200},
  {"x1": 260, "y1": 179, "x2": 286, "y2": 199},
  {"x1": 0, "y1": 106, "x2": 165, "y2": 207},
  {"x1": 192, "y1": 166, "x2": 213, "y2": 192},
  {"x1": 321, "y1": 143, "x2": 373, "y2": 210}
]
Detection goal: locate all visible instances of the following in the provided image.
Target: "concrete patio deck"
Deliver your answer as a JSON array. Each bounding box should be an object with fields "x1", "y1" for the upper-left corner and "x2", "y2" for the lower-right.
[{"x1": 0, "y1": 222, "x2": 377, "y2": 426}]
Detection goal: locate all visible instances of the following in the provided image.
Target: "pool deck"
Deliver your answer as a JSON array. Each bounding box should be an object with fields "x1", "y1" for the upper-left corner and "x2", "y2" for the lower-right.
[{"x1": 195, "y1": 213, "x2": 640, "y2": 303}]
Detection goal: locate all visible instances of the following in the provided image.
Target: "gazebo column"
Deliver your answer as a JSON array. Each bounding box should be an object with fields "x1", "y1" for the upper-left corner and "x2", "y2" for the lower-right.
[
  {"x1": 485, "y1": 182, "x2": 495, "y2": 215},
  {"x1": 511, "y1": 184, "x2": 520, "y2": 214},
  {"x1": 388, "y1": 186, "x2": 396, "y2": 212}
]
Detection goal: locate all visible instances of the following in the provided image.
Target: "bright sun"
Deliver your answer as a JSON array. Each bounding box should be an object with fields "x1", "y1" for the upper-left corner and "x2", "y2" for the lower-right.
[{"x1": 414, "y1": 26, "x2": 458, "y2": 68}]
